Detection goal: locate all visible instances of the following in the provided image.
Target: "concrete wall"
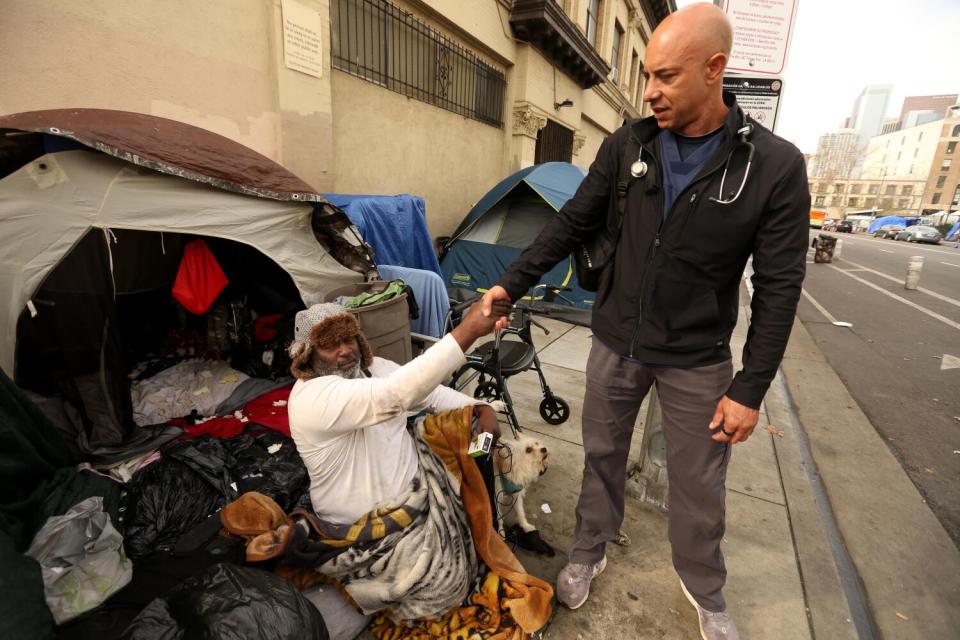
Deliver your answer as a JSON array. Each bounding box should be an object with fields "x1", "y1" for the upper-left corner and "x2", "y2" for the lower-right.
[
  {"x1": 330, "y1": 70, "x2": 506, "y2": 235},
  {"x1": 862, "y1": 118, "x2": 942, "y2": 181},
  {"x1": 0, "y1": 0, "x2": 335, "y2": 190}
]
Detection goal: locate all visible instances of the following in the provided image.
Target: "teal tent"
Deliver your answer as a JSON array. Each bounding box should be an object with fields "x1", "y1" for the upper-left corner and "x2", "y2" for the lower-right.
[{"x1": 441, "y1": 162, "x2": 593, "y2": 308}]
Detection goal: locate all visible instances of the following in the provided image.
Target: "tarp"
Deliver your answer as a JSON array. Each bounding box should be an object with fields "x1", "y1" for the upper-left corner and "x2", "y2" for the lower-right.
[
  {"x1": 450, "y1": 162, "x2": 588, "y2": 240},
  {"x1": 868, "y1": 215, "x2": 908, "y2": 233},
  {"x1": 0, "y1": 150, "x2": 364, "y2": 377},
  {"x1": 946, "y1": 222, "x2": 960, "y2": 241},
  {"x1": 324, "y1": 194, "x2": 441, "y2": 275}
]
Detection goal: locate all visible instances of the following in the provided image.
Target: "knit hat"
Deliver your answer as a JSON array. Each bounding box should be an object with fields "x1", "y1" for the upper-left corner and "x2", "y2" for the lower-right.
[{"x1": 288, "y1": 303, "x2": 373, "y2": 380}]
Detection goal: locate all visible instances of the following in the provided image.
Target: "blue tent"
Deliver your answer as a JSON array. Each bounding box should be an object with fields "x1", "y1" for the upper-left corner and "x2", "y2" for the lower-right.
[
  {"x1": 323, "y1": 194, "x2": 441, "y2": 275},
  {"x1": 868, "y1": 215, "x2": 909, "y2": 233},
  {"x1": 441, "y1": 162, "x2": 594, "y2": 308}
]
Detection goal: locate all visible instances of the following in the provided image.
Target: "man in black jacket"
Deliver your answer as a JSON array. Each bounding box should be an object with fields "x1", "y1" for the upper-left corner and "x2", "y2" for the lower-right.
[{"x1": 481, "y1": 4, "x2": 809, "y2": 639}]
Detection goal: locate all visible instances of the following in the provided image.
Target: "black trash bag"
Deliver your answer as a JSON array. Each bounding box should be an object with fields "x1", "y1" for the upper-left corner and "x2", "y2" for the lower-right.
[
  {"x1": 124, "y1": 459, "x2": 225, "y2": 559},
  {"x1": 122, "y1": 564, "x2": 328, "y2": 640},
  {"x1": 164, "y1": 436, "x2": 239, "y2": 499},
  {"x1": 227, "y1": 431, "x2": 311, "y2": 512}
]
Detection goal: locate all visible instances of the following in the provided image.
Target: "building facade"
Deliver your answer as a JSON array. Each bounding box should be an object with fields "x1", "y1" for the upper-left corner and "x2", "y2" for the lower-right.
[
  {"x1": 808, "y1": 129, "x2": 861, "y2": 180},
  {"x1": 809, "y1": 177, "x2": 926, "y2": 220},
  {"x1": 897, "y1": 94, "x2": 958, "y2": 130},
  {"x1": 919, "y1": 105, "x2": 960, "y2": 214},
  {"x1": 860, "y1": 118, "x2": 942, "y2": 181},
  {"x1": 0, "y1": 0, "x2": 674, "y2": 237}
]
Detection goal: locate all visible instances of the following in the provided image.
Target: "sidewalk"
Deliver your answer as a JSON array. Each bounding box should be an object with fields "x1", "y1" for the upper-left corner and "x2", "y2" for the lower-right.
[{"x1": 488, "y1": 290, "x2": 960, "y2": 638}]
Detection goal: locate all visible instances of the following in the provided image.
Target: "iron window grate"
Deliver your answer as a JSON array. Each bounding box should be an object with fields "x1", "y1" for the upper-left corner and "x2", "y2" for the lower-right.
[{"x1": 331, "y1": 0, "x2": 506, "y2": 128}]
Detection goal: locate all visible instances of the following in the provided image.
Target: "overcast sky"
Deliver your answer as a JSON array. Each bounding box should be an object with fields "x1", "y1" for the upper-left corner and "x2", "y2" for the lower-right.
[{"x1": 674, "y1": 0, "x2": 960, "y2": 153}]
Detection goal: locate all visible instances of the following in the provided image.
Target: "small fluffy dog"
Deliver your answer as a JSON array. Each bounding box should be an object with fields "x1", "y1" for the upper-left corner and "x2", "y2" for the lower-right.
[{"x1": 493, "y1": 434, "x2": 555, "y2": 555}]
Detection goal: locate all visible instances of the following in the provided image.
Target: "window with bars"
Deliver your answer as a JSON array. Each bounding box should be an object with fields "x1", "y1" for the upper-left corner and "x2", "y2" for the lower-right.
[{"x1": 330, "y1": 0, "x2": 506, "y2": 127}]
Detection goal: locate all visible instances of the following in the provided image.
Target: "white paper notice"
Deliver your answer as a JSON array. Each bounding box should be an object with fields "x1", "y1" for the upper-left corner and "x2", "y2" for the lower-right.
[
  {"x1": 281, "y1": 0, "x2": 323, "y2": 78},
  {"x1": 725, "y1": 0, "x2": 798, "y2": 76}
]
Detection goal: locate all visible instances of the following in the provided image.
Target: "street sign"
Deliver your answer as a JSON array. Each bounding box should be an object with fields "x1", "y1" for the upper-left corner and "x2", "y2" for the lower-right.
[
  {"x1": 723, "y1": 76, "x2": 783, "y2": 132},
  {"x1": 724, "y1": 0, "x2": 799, "y2": 76}
]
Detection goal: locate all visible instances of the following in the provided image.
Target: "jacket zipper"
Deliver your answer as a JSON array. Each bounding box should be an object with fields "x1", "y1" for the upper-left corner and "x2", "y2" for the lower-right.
[{"x1": 627, "y1": 138, "x2": 730, "y2": 358}]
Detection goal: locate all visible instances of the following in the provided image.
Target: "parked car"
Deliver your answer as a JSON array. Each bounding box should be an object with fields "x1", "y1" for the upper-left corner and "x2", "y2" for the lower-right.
[
  {"x1": 836, "y1": 220, "x2": 854, "y2": 233},
  {"x1": 895, "y1": 225, "x2": 942, "y2": 244},
  {"x1": 873, "y1": 224, "x2": 905, "y2": 239}
]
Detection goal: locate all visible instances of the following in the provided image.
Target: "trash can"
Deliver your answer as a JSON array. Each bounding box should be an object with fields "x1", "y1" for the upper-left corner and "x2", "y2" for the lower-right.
[
  {"x1": 323, "y1": 281, "x2": 412, "y2": 364},
  {"x1": 813, "y1": 234, "x2": 837, "y2": 263}
]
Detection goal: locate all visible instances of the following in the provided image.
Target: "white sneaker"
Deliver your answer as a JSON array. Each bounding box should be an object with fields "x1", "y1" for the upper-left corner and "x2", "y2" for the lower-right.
[
  {"x1": 680, "y1": 580, "x2": 740, "y2": 640},
  {"x1": 556, "y1": 556, "x2": 607, "y2": 609}
]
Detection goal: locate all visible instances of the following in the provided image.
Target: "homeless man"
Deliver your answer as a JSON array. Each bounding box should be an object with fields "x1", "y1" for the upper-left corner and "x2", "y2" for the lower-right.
[
  {"x1": 285, "y1": 300, "x2": 507, "y2": 624},
  {"x1": 480, "y1": 4, "x2": 809, "y2": 639}
]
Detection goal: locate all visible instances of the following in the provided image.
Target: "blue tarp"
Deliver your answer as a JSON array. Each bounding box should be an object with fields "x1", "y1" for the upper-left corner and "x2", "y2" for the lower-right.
[
  {"x1": 450, "y1": 162, "x2": 588, "y2": 239},
  {"x1": 947, "y1": 222, "x2": 960, "y2": 241},
  {"x1": 323, "y1": 194, "x2": 441, "y2": 276},
  {"x1": 868, "y1": 215, "x2": 909, "y2": 233}
]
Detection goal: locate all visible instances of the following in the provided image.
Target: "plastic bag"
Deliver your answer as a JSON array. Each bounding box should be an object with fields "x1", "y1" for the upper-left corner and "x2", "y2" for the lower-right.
[
  {"x1": 172, "y1": 239, "x2": 229, "y2": 315},
  {"x1": 122, "y1": 563, "x2": 328, "y2": 639},
  {"x1": 25, "y1": 496, "x2": 133, "y2": 624}
]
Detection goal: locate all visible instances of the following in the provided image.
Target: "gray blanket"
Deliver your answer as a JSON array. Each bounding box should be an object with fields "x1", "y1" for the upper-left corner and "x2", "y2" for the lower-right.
[{"x1": 316, "y1": 423, "x2": 478, "y2": 620}]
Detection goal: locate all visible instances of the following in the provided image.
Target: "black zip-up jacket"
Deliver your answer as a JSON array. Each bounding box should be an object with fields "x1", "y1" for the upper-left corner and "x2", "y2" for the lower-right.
[{"x1": 498, "y1": 94, "x2": 810, "y2": 409}]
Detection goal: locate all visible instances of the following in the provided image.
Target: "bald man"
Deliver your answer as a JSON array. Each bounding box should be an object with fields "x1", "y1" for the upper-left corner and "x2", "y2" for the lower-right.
[{"x1": 482, "y1": 4, "x2": 809, "y2": 638}]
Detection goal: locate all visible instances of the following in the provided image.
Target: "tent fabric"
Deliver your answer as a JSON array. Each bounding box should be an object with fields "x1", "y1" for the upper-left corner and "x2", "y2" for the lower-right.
[
  {"x1": 450, "y1": 162, "x2": 588, "y2": 240},
  {"x1": 868, "y1": 215, "x2": 908, "y2": 233},
  {"x1": 946, "y1": 222, "x2": 959, "y2": 241},
  {"x1": 442, "y1": 240, "x2": 595, "y2": 309},
  {"x1": 0, "y1": 109, "x2": 321, "y2": 201},
  {"x1": 323, "y1": 194, "x2": 442, "y2": 275},
  {"x1": 0, "y1": 150, "x2": 364, "y2": 377},
  {"x1": 441, "y1": 163, "x2": 593, "y2": 309}
]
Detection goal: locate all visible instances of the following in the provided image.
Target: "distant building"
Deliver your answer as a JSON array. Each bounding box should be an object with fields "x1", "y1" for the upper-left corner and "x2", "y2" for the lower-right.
[
  {"x1": 808, "y1": 177, "x2": 926, "y2": 219},
  {"x1": 898, "y1": 94, "x2": 958, "y2": 129},
  {"x1": 861, "y1": 118, "x2": 942, "y2": 181},
  {"x1": 880, "y1": 117, "x2": 899, "y2": 135},
  {"x1": 920, "y1": 105, "x2": 960, "y2": 214},
  {"x1": 850, "y1": 84, "x2": 893, "y2": 141},
  {"x1": 809, "y1": 129, "x2": 861, "y2": 180}
]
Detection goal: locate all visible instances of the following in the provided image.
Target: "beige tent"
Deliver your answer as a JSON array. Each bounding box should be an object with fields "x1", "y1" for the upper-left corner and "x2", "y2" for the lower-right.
[
  {"x1": 0, "y1": 109, "x2": 374, "y2": 450},
  {"x1": 0, "y1": 149, "x2": 364, "y2": 376}
]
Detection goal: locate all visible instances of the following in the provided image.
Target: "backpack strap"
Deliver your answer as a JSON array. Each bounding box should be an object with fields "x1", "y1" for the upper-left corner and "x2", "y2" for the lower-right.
[{"x1": 613, "y1": 123, "x2": 643, "y2": 232}]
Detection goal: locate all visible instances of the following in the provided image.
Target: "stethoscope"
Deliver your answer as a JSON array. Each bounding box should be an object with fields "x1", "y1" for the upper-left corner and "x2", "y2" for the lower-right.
[{"x1": 628, "y1": 117, "x2": 755, "y2": 204}]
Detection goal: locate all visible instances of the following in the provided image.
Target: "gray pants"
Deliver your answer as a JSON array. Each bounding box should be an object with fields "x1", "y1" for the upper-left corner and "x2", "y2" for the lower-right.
[{"x1": 570, "y1": 338, "x2": 733, "y2": 612}]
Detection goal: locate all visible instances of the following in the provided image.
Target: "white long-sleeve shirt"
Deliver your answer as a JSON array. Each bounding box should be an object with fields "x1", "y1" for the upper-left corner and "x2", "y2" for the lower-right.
[{"x1": 288, "y1": 334, "x2": 479, "y2": 524}]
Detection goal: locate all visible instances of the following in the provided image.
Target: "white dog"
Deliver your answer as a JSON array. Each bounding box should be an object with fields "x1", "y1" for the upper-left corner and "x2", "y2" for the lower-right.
[{"x1": 493, "y1": 435, "x2": 553, "y2": 554}]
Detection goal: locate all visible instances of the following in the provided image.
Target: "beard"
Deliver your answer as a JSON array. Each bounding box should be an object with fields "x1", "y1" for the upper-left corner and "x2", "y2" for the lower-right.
[{"x1": 311, "y1": 359, "x2": 364, "y2": 380}]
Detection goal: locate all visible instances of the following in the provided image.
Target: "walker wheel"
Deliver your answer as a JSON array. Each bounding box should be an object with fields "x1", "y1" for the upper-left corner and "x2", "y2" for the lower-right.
[
  {"x1": 474, "y1": 381, "x2": 502, "y2": 401},
  {"x1": 539, "y1": 396, "x2": 570, "y2": 425}
]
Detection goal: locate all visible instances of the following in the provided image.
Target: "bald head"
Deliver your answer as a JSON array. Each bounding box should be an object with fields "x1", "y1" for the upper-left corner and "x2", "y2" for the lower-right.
[
  {"x1": 641, "y1": 3, "x2": 733, "y2": 134},
  {"x1": 652, "y1": 3, "x2": 732, "y2": 63}
]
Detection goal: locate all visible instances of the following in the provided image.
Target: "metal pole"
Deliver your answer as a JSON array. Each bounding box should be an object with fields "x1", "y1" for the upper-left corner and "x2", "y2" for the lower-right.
[{"x1": 625, "y1": 387, "x2": 669, "y2": 513}]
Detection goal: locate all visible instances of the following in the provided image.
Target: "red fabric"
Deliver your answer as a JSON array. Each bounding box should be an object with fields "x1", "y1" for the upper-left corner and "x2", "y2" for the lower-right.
[
  {"x1": 254, "y1": 314, "x2": 283, "y2": 342},
  {"x1": 173, "y1": 383, "x2": 294, "y2": 440},
  {"x1": 172, "y1": 239, "x2": 229, "y2": 314},
  {"x1": 241, "y1": 384, "x2": 294, "y2": 435}
]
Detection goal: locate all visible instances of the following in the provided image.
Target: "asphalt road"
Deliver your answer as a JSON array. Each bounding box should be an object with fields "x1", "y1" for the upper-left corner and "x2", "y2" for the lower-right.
[{"x1": 797, "y1": 230, "x2": 960, "y2": 545}]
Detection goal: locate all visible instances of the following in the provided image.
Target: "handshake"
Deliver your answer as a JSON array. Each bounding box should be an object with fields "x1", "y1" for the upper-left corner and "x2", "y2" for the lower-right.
[{"x1": 448, "y1": 285, "x2": 514, "y2": 353}]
